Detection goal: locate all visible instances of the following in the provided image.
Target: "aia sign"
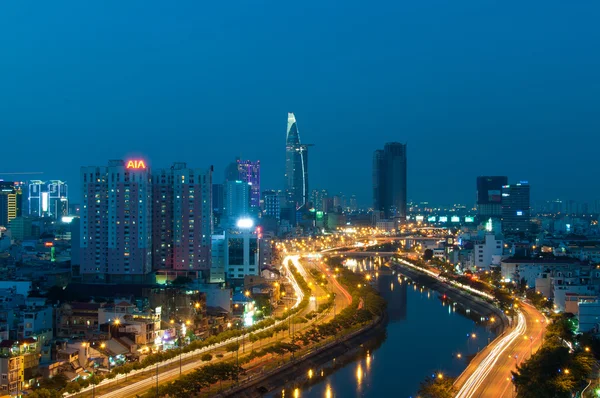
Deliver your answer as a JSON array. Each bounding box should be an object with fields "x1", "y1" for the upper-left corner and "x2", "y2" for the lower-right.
[{"x1": 126, "y1": 160, "x2": 147, "y2": 169}]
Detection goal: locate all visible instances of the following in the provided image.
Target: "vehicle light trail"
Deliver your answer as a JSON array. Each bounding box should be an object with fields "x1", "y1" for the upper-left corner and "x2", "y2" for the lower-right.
[{"x1": 455, "y1": 311, "x2": 526, "y2": 398}]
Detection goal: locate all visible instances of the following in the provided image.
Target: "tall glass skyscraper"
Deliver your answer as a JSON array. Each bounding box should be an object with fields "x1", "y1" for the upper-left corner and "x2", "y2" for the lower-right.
[
  {"x1": 285, "y1": 113, "x2": 310, "y2": 209},
  {"x1": 501, "y1": 182, "x2": 531, "y2": 233},
  {"x1": 372, "y1": 142, "x2": 407, "y2": 219}
]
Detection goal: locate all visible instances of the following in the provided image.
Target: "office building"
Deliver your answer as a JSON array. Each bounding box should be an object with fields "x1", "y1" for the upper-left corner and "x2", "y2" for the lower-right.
[
  {"x1": 8, "y1": 217, "x2": 33, "y2": 241},
  {"x1": 225, "y1": 225, "x2": 259, "y2": 279},
  {"x1": 224, "y1": 180, "x2": 251, "y2": 224},
  {"x1": 25, "y1": 180, "x2": 68, "y2": 219},
  {"x1": 262, "y1": 190, "x2": 280, "y2": 221},
  {"x1": 236, "y1": 160, "x2": 260, "y2": 211},
  {"x1": 284, "y1": 113, "x2": 310, "y2": 210},
  {"x1": 373, "y1": 142, "x2": 407, "y2": 219},
  {"x1": 80, "y1": 159, "x2": 153, "y2": 283},
  {"x1": 476, "y1": 176, "x2": 507, "y2": 220},
  {"x1": 0, "y1": 181, "x2": 22, "y2": 228},
  {"x1": 152, "y1": 163, "x2": 213, "y2": 274},
  {"x1": 501, "y1": 182, "x2": 531, "y2": 233},
  {"x1": 212, "y1": 183, "x2": 224, "y2": 228}
]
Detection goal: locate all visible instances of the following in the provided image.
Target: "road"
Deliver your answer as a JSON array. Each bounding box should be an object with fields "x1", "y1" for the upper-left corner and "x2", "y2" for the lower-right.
[
  {"x1": 91, "y1": 254, "x2": 350, "y2": 398},
  {"x1": 455, "y1": 301, "x2": 546, "y2": 398}
]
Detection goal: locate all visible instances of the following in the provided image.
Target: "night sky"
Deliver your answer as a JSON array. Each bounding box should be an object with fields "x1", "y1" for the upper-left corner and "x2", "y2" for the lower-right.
[{"x1": 1, "y1": 1, "x2": 599, "y2": 206}]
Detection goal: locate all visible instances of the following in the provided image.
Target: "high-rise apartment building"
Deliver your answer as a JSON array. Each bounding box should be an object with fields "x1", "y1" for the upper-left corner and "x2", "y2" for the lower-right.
[
  {"x1": 476, "y1": 176, "x2": 508, "y2": 220},
  {"x1": 372, "y1": 142, "x2": 407, "y2": 219},
  {"x1": 284, "y1": 113, "x2": 310, "y2": 210},
  {"x1": 152, "y1": 163, "x2": 213, "y2": 273},
  {"x1": 310, "y1": 189, "x2": 328, "y2": 212},
  {"x1": 0, "y1": 182, "x2": 22, "y2": 228},
  {"x1": 501, "y1": 182, "x2": 531, "y2": 234},
  {"x1": 236, "y1": 160, "x2": 260, "y2": 211},
  {"x1": 80, "y1": 160, "x2": 153, "y2": 283}
]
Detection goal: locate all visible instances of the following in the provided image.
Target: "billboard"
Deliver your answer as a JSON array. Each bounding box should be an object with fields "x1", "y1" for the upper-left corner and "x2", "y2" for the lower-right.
[
  {"x1": 439, "y1": 216, "x2": 448, "y2": 223},
  {"x1": 451, "y1": 216, "x2": 460, "y2": 223},
  {"x1": 427, "y1": 216, "x2": 436, "y2": 222},
  {"x1": 416, "y1": 215, "x2": 424, "y2": 222},
  {"x1": 465, "y1": 216, "x2": 475, "y2": 223}
]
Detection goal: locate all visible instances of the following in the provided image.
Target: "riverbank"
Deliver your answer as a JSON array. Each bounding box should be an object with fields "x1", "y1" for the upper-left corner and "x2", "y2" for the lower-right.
[
  {"x1": 217, "y1": 313, "x2": 387, "y2": 398},
  {"x1": 391, "y1": 260, "x2": 509, "y2": 333}
]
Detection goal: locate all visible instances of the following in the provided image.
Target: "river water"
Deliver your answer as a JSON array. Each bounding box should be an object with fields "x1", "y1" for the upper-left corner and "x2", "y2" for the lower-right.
[{"x1": 269, "y1": 268, "x2": 496, "y2": 398}]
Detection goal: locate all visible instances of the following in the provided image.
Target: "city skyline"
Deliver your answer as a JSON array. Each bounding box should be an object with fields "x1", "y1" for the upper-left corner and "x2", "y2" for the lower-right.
[{"x1": 2, "y1": 2, "x2": 600, "y2": 206}]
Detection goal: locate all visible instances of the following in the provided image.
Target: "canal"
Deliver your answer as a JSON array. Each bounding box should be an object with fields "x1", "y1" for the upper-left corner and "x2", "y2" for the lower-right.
[{"x1": 269, "y1": 267, "x2": 496, "y2": 398}]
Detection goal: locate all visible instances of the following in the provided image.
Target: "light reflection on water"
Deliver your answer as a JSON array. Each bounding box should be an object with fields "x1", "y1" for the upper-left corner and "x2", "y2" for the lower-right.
[{"x1": 268, "y1": 269, "x2": 496, "y2": 398}]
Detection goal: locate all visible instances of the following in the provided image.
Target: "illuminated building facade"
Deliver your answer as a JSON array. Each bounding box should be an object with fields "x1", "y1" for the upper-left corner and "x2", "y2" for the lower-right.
[
  {"x1": 152, "y1": 163, "x2": 213, "y2": 273},
  {"x1": 0, "y1": 181, "x2": 22, "y2": 228},
  {"x1": 224, "y1": 180, "x2": 250, "y2": 224},
  {"x1": 284, "y1": 113, "x2": 310, "y2": 211},
  {"x1": 80, "y1": 160, "x2": 153, "y2": 283},
  {"x1": 501, "y1": 182, "x2": 531, "y2": 233},
  {"x1": 262, "y1": 190, "x2": 280, "y2": 221},
  {"x1": 25, "y1": 180, "x2": 68, "y2": 219},
  {"x1": 225, "y1": 223, "x2": 259, "y2": 279},
  {"x1": 236, "y1": 159, "x2": 260, "y2": 211}
]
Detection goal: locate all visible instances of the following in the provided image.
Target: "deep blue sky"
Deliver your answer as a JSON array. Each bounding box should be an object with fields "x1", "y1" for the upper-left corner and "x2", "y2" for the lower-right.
[{"x1": 1, "y1": 1, "x2": 599, "y2": 206}]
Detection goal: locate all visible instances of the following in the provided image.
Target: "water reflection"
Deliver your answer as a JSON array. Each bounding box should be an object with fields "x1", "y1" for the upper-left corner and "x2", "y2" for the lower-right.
[
  {"x1": 269, "y1": 269, "x2": 495, "y2": 398},
  {"x1": 355, "y1": 363, "x2": 363, "y2": 392}
]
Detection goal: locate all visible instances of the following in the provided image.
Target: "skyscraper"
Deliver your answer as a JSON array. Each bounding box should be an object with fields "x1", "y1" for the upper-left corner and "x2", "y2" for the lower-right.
[
  {"x1": 0, "y1": 181, "x2": 22, "y2": 228},
  {"x1": 25, "y1": 180, "x2": 68, "y2": 219},
  {"x1": 284, "y1": 113, "x2": 310, "y2": 210},
  {"x1": 476, "y1": 176, "x2": 508, "y2": 220},
  {"x1": 262, "y1": 190, "x2": 281, "y2": 221},
  {"x1": 224, "y1": 180, "x2": 251, "y2": 223},
  {"x1": 236, "y1": 159, "x2": 260, "y2": 211},
  {"x1": 310, "y1": 189, "x2": 328, "y2": 212},
  {"x1": 80, "y1": 159, "x2": 153, "y2": 283},
  {"x1": 152, "y1": 163, "x2": 213, "y2": 273},
  {"x1": 372, "y1": 143, "x2": 407, "y2": 219},
  {"x1": 501, "y1": 182, "x2": 531, "y2": 233}
]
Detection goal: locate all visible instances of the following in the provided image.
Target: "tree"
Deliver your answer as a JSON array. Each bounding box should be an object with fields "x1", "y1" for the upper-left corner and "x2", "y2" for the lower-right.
[
  {"x1": 36, "y1": 373, "x2": 68, "y2": 391},
  {"x1": 417, "y1": 376, "x2": 456, "y2": 398},
  {"x1": 225, "y1": 342, "x2": 240, "y2": 355},
  {"x1": 201, "y1": 353, "x2": 213, "y2": 362},
  {"x1": 28, "y1": 389, "x2": 62, "y2": 398},
  {"x1": 423, "y1": 249, "x2": 433, "y2": 261}
]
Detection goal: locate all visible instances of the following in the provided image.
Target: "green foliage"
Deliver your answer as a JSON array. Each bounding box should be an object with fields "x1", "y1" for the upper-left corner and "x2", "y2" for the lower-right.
[
  {"x1": 27, "y1": 389, "x2": 63, "y2": 398},
  {"x1": 546, "y1": 314, "x2": 576, "y2": 344},
  {"x1": 417, "y1": 376, "x2": 457, "y2": 398},
  {"x1": 512, "y1": 317, "x2": 594, "y2": 397},
  {"x1": 225, "y1": 342, "x2": 240, "y2": 352},
  {"x1": 35, "y1": 373, "x2": 68, "y2": 391},
  {"x1": 526, "y1": 290, "x2": 552, "y2": 310},
  {"x1": 201, "y1": 353, "x2": 213, "y2": 361},
  {"x1": 142, "y1": 362, "x2": 243, "y2": 398},
  {"x1": 422, "y1": 249, "x2": 433, "y2": 261}
]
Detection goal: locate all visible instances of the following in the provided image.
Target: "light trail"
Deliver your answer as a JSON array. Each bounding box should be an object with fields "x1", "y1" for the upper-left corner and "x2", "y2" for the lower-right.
[
  {"x1": 283, "y1": 255, "x2": 305, "y2": 308},
  {"x1": 455, "y1": 311, "x2": 526, "y2": 398},
  {"x1": 70, "y1": 257, "x2": 306, "y2": 398}
]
